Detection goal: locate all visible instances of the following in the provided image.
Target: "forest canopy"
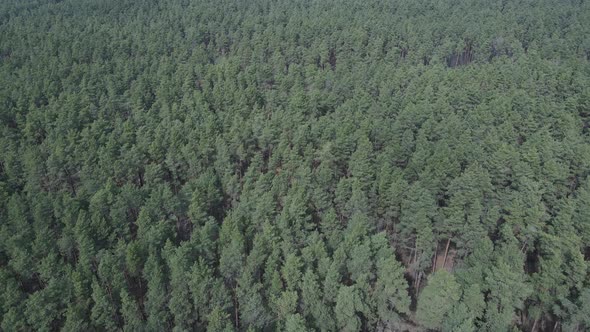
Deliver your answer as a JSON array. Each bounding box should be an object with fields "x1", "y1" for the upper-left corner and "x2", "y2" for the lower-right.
[{"x1": 1, "y1": 0, "x2": 590, "y2": 331}]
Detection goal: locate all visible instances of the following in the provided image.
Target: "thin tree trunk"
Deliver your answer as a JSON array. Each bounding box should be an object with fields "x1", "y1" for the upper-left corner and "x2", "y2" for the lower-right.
[
  {"x1": 233, "y1": 287, "x2": 239, "y2": 329},
  {"x1": 432, "y1": 241, "x2": 439, "y2": 273},
  {"x1": 415, "y1": 271, "x2": 423, "y2": 291},
  {"x1": 531, "y1": 316, "x2": 538, "y2": 332},
  {"x1": 411, "y1": 245, "x2": 416, "y2": 265},
  {"x1": 412, "y1": 242, "x2": 418, "y2": 281},
  {"x1": 442, "y1": 239, "x2": 451, "y2": 269}
]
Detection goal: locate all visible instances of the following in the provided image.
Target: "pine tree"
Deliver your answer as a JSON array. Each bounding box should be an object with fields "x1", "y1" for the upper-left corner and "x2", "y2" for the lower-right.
[
  {"x1": 335, "y1": 286, "x2": 362, "y2": 332},
  {"x1": 416, "y1": 270, "x2": 461, "y2": 330},
  {"x1": 90, "y1": 278, "x2": 120, "y2": 331},
  {"x1": 143, "y1": 253, "x2": 171, "y2": 331},
  {"x1": 120, "y1": 289, "x2": 145, "y2": 331},
  {"x1": 349, "y1": 135, "x2": 375, "y2": 193},
  {"x1": 372, "y1": 235, "x2": 411, "y2": 325},
  {"x1": 165, "y1": 242, "x2": 195, "y2": 331}
]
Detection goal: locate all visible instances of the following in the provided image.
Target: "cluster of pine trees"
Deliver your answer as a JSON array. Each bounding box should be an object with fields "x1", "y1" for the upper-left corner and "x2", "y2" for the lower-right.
[{"x1": 1, "y1": 0, "x2": 590, "y2": 330}]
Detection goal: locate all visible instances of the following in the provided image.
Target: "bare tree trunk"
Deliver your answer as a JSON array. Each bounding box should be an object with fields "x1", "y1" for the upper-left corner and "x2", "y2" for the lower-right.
[
  {"x1": 442, "y1": 239, "x2": 451, "y2": 269},
  {"x1": 413, "y1": 242, "x2": 419, "y2": 281},
  {"x1": 415, "y1": 271, "x2": 423, "y2": 291},
  {"x1": 432, "y1": 241, "x2": 439, "y2": 273},
  {"x1": 531, "y1": 316, "x2": 538, "y2": 332},
  {"x1": 410, "y1": 242, "x2": 416, "y2": 266}
]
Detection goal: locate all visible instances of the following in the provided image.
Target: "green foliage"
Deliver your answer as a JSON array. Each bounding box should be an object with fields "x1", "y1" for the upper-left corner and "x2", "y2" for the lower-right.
[
  {"x1": 1, "y1": 0, "x2": 589, "y2": 330},
  {"x1": 416, "y1": 270, "x2": 461, "y2": 330},
  {"x1": 335, "y1": 286, "x2": 362, "y2": 332}
]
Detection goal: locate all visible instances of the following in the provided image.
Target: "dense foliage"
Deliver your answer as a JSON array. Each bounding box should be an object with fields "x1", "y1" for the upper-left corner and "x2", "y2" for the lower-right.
[{"x1": 1, "y1": 0, "x2": 590, "y2": 330}]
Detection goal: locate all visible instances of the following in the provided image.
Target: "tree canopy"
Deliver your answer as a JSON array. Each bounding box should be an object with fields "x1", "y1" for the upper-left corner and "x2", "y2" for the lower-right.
[{"x1": 1, "y1": 0, "x2": 590, "y2": 330}]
